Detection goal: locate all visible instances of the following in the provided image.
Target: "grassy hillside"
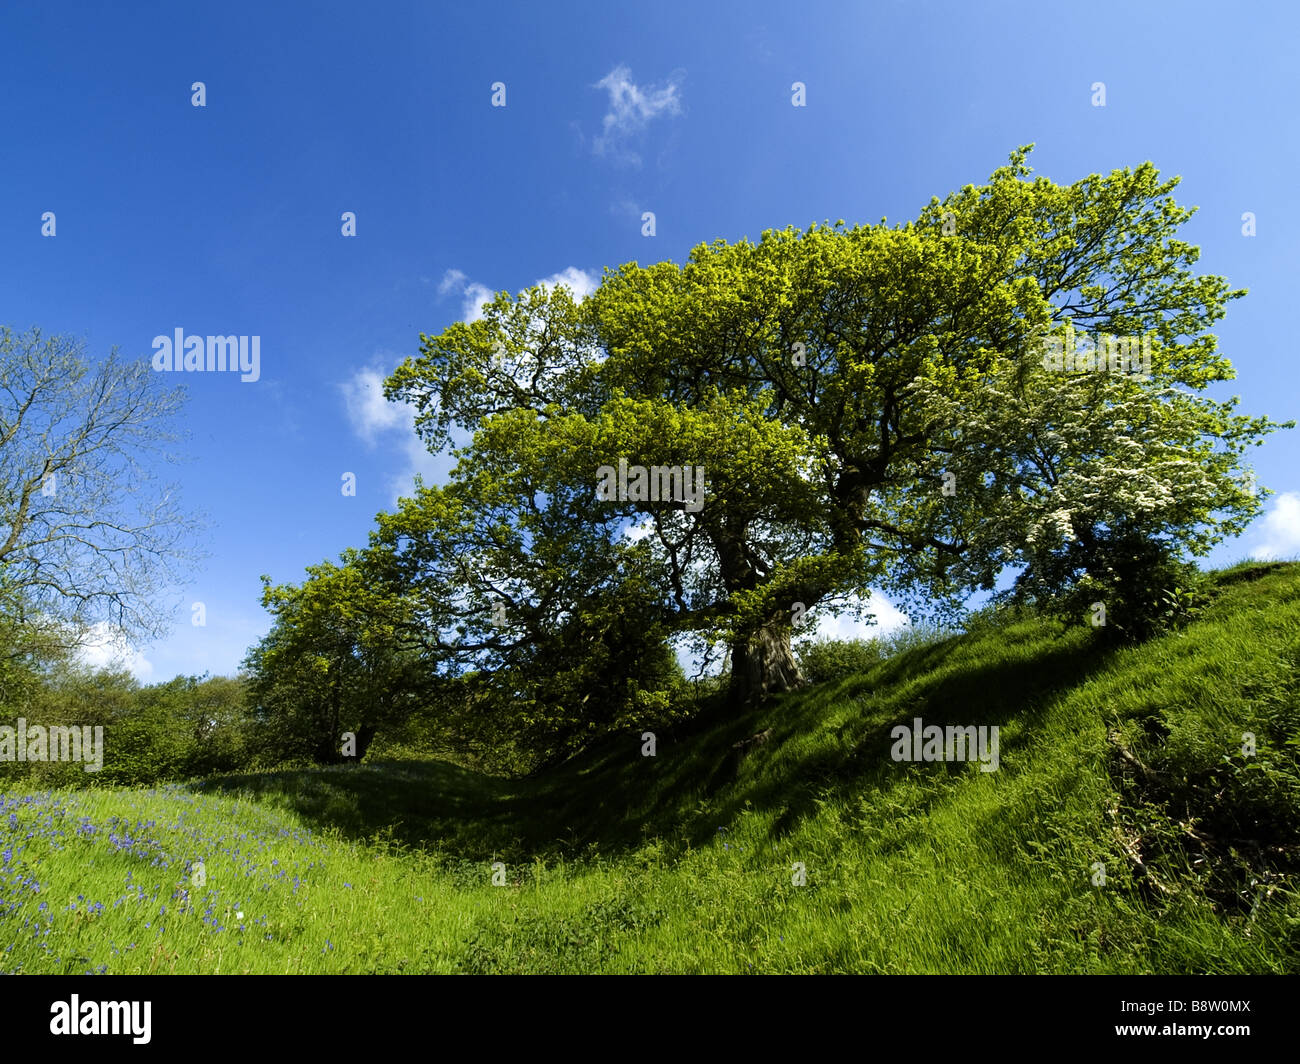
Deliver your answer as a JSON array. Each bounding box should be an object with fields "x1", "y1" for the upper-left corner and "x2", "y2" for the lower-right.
[{"x1": 3, "y1": 562, "x2": 1298, "y2": 973}]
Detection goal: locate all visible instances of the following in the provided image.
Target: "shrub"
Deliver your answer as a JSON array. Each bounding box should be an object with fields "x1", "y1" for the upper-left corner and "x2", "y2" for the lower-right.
[
  {"x1": 1010, "y1": 525, "x2": 1209, "y2": 644},
  {"x1": 796, "y1": 638, "x2": 885, "y2": 685}
]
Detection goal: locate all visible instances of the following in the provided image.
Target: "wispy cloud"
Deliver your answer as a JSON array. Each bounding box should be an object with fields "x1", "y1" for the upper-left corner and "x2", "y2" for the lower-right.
[
  {"x1": 339, "y1": 358, "x2": 447, "y2": 503},
  {"x1": 609, "y1": 198, "x2": 641, "y2": 221},
  {"x1": 590, "y1": 64, "x2": 684, "y2": 166},
  {"x1": 1250, "y1": 490, "x2": 1300, "y2": 560},
  {"x1": 436, "y1": 268, "x2": 496, "y2": 323},
  {"x1": 437, "y1": 268, "x2": 468, "y2": 297},
  {"x1": 339, "y1": 366, "x2": 409, "y2": 445}
]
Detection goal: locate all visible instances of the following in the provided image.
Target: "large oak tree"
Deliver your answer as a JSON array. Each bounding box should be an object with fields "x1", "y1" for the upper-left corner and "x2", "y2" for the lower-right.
[{"x1": 375, "y1": 148, "x2": 1283, "y2": 718}]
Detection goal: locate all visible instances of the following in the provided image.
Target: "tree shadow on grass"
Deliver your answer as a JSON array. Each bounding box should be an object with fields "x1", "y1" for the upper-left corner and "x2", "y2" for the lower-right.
[
  {"x1": 195, "y1": 628, "x2": 1117, "y2": 863},
  {"x1": 707, "y1": 631, "x2": 1114, "y2": 848},
  {"x1": 195, "y1": 759, "x2": 522, "y2": 855}
]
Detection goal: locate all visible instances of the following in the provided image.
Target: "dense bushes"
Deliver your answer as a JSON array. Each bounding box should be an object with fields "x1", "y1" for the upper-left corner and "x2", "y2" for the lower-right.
[
  {"x1": 795, "y1": 638, "x2": 885, "y2": 685},
  {"x1": 0, "y1": 668, "x2": 252, "y2": 788},
  {"x1": 1010, "y1": 524, "x2": 1210, "y2": 644},
  {"x1": 795, "y1": 624, "x2": 960, "y2": 686}
]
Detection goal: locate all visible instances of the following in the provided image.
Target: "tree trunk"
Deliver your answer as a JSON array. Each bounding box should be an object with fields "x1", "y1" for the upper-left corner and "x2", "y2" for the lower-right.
[
  {"x1": 728, "y1": 618, "x2": 805, "y2": 705},
  {"x1": 354, "y1": 724, "x2": 378, "y2": 763},
  {"x1": 313, "y1": 681, "x2": 345, "y2": 764},
  {"x1": 312, "y1": 732, "x2": 338, "y2": 765}
]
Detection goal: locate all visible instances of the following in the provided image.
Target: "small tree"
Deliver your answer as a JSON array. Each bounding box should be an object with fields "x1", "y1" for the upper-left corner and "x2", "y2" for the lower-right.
[
  {"x1": 0, "y1": 326, "x2": 199, "y2": 654},
  {"x1": 244, "y1": 554, "x2": 427, "y2": 765}
]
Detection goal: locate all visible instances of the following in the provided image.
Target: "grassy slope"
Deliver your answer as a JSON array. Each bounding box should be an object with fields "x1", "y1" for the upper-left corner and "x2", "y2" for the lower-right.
[{"x1": 2, "y1": 562, "x2": 1297, "y2": 973}]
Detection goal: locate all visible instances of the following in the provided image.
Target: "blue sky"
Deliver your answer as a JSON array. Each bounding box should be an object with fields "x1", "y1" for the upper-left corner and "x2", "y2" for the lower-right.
[{"x1": 1, "y1": 0, "x2": 1297, "y2": 680}]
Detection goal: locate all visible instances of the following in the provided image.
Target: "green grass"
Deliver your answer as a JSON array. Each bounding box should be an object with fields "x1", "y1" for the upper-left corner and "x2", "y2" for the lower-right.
[{"x1": 3, "y1": 562, "x2": 1298, "y2": 973}]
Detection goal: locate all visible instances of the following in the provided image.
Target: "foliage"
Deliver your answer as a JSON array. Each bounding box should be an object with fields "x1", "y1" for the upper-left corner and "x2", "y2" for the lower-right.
[
  {"x1": 1005, "y1": 524, "x2": 1211, "y2": 643},
  {"x1": 0, "y1": 665, "x2": 253, "y2": 788},
  {"x1": 243, "y1": 554, "x2": 432, "y2": 767},
  {"x1": 795, "y1": 638, "x2": 886, "y2": 685},
  {"x1": 373, "y1": 146, "x2": 1285, "y2": 737}
]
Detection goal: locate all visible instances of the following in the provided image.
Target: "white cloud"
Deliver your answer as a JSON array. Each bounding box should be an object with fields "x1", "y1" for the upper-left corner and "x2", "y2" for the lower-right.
[
  {"x1": 1250, "y1": 491, "x2": 1300, "y2": 560},
  {"x1": 76, "y1": 622, "x2": 154, "y2": 681},
  {"x1": 623, "y1": 517, "x2": 655, "y2": 543},
  {"x1": 535, "y1": 266, "x2": 599, "y2": 302},
  {"x1": 339, "y1": 367, "x2": 408, "y2": 444},
  {"x1": 345, "y1": 263, "x2": 598, "y2": 502},
  {"x1": 438, "y1": 265, "x2": 597, "y2": 325},
  {"x1": 591, "y1": 64, "x2": 684, "y2": 165},
  {"x1": 460, "y1": 283, "x2": 494, "y2": 323},
  {"x1": 673, "y1": 590, "x2": 910, "y2": 679},
  {"x1": 810, "y1": 592, "x2": 910, "y2": 640},
  {"x1": 394, "y1": 428, "x2": 452, "y2": 496},
  {"x1": 340, "y1": 359, "x2": 448, "y2": 503}
]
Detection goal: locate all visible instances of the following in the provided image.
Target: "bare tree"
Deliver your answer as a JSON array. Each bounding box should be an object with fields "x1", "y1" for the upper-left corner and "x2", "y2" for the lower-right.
[{"x1": 0, "y1": 326, "x2": 202, "y2": 657}]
